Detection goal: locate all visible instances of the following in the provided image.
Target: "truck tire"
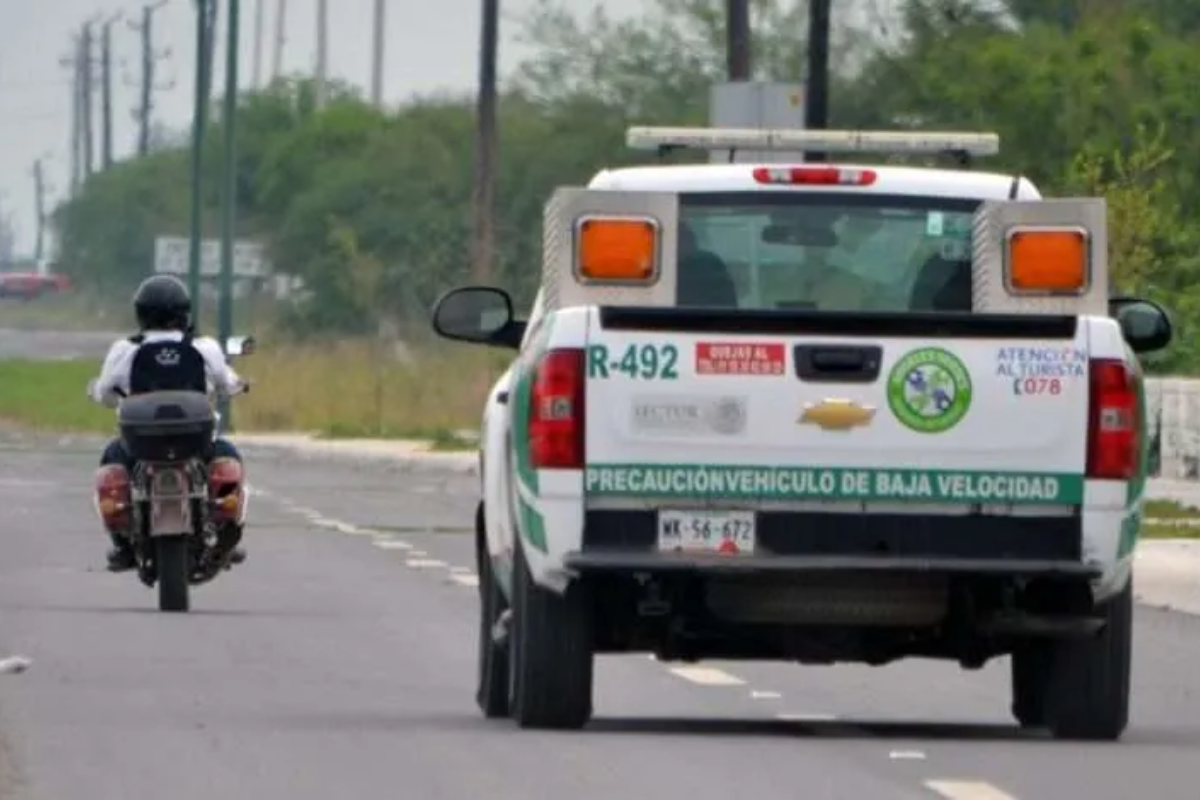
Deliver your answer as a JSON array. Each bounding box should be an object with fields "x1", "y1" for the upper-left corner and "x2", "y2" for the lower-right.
[
  {"x1": 1010, "y1": 644, "x2": 1051, "y2": 728},
  {"x1": 475, "y1": 505, "x2": 510, "y2": 718},
  {"x1": 1044, "y1": 579, "x2": 1132, "y2": 741},
  {"x1": 508, "y1": 539, "x2": 593, "y2": 730},
  {"x1": 156, "y1": 536, "x2": 190, "y2": 613}
]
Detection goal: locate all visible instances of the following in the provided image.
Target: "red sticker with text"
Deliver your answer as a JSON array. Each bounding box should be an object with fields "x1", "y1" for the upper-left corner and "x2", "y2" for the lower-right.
[{"x1": 695, "y1": 342, "x2": 786, "y2": 376}]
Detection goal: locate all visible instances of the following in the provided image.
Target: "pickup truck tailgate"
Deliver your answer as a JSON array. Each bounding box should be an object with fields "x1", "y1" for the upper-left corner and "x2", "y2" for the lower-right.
[{"x1": 583, "y1": 311, "x2": 1089, "y2": 508}]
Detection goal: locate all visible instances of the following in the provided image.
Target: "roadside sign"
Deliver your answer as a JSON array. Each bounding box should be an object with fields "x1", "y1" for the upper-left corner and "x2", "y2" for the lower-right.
[{"x1": 153, "y1": 236, "x2": 270, "y2": 278}]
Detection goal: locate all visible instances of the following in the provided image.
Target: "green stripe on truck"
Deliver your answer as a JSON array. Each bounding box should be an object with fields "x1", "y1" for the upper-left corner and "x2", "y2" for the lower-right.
[{"x1": 584, "y1": 464, "x2": 1084, "y2": 504}]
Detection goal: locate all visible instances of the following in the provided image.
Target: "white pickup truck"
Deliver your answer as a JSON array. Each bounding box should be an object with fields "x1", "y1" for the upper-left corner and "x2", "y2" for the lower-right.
[{"x1": 430, "y1": 126, "x2": 1174, "y2": 741}]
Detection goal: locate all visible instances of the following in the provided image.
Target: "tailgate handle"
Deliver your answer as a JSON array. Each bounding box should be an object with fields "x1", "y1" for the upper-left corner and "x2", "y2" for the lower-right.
[{"x1": 794, "y1": 345, "x2": 883, "y2": 383}]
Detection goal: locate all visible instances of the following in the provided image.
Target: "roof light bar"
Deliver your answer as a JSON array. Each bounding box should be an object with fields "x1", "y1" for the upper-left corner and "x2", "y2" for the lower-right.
[{"x1": 626, "y1": 126, "x2": 1000, "y2": 157}]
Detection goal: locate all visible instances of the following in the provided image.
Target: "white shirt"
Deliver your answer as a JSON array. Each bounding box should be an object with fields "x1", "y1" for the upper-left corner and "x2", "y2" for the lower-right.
[{"x1": 89, "y1": 330, "x2": 245, "y2": 407}]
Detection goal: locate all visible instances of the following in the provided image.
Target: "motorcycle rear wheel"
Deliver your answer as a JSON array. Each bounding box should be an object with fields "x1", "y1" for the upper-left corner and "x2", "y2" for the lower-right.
[{"x1": 156, "y1": 536, "x2": 190, "y2": 612}]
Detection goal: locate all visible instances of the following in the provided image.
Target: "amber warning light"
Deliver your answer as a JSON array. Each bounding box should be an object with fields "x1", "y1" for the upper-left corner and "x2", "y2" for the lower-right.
[
  {"x1": 575, "y1": 217, "x2": 659, "y2": 282},
  {"x1": 1006, "y1": 227, "x2": 1089, "y2": 293}
]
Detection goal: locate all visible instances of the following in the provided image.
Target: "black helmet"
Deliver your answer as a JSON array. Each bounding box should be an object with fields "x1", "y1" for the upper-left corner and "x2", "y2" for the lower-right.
[{"x1": 133, "y1": 275, "x2": 192, "y2": 331}]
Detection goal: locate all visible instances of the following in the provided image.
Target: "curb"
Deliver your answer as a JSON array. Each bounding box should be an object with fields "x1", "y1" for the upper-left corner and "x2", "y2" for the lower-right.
[{"x1": 229, "y1": 435, "x2": 478, "y2": 476}]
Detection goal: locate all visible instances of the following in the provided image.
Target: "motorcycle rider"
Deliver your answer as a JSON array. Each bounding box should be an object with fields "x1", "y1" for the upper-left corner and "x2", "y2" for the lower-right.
[{"x1": 89, "y1": 274, "x2": 248, "y2": 572}]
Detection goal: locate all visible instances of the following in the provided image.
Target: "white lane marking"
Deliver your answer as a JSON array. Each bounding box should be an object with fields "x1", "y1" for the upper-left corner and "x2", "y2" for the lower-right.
[
  {"x1": 405, "y1": 558, "x2": 448, "y2": 569},
  {"x1": 750, "y1": 689, "x2": 782, "y2": 699},
  {"x1": 260, "y1": 494, "x2": 476, "y2": 585},
  {"x1": 372, "y1": 539, "x2": 412, "y2": 550},
  {"x1": 0, "y1": 655, "x2": 31, "y2": 674},
  {"x1": 668, "y1": 666, "x2": 745, "y2": 686},
  {"x1": 888, "y1": 750, "x2": 925, "y2": 760},
  {"x1": 775, "y1": 712, "x2": 837, "y2": 722},
  {"x1": 925, "y1": 780, "x2": 1018, "y2": 800}
]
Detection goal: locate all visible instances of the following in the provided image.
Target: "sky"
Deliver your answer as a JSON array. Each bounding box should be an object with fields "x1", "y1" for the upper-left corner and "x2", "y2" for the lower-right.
[{"x1": 0, "y1": 0, "x2": 649, "y2": 257}]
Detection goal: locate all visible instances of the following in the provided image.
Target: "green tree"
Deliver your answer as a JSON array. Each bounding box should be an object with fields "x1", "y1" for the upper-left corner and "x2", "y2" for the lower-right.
[{"x1": 49, "y1": 2, "x2": 1200, "y2": 372}]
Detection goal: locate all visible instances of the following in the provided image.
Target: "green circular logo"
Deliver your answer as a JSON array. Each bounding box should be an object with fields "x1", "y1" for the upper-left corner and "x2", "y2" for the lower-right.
[{"x1": 886, "y1": 347, "x2": 972, "y2": 433}]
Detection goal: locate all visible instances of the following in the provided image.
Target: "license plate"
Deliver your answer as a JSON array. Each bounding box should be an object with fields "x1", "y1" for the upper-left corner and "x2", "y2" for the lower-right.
[
  {"x1": 657, "y1": 510, "x2": 756, "y2": 555},
  {"x1": 150, "y1": 498, "x2": 190, "y2": 535}
]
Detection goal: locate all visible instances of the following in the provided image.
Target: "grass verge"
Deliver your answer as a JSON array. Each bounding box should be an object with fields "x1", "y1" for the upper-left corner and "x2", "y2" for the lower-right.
[
  {"x1": 1143, "y1": 499, "x2": 1200, "y2": 538},
  {"x1": 0, "y1": 359, "x2": 114, "y2": 434},
  {"x1": 0, "y1": 339, "x2": 505, "y2": 441}
]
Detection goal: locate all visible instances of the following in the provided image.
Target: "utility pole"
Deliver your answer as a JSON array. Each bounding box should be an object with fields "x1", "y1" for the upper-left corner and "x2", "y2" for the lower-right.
[
  {"x1": 271, "y1": 0, "x2": 286, "y2": 81},
  {"x1": 188, "y1": 0, "x2": 218, "y2": 310},
  {"x1": 31, "y1": 159, "x2": 46, "y2": 261},
  {"x1": 60, "y1": 38, "x2": 82, "y2": 196},
  {"x1": 128, "y1": 1, "x2": 173, "y2": 158},
  {"x1": 81, "y1": 23, "x2": 96, "y2": 178},
  {"x1": 726, "y1": 0, "x2": 751, "y2": 80},
  {"x1": 314, "y1": 0, "x2": 328, "y2": 108},
  {"x1": 470, "y1": 0, "x2": 498, "y2": 282},
  {"x1": 252, "y1": 0, "x2": 264, "y2": 88},
  {"x1": 71, "y1": 55, "x2": 80, "y2": 194},
  {"x1": 805, "y1": 0, "x2": 831, "y2": 161},
  {"x1": 100, "y1": 14, "x2": 120, "y2": 170},
  {"x1": 218, "y1": 0, "x2": 243, "y2": 430},
  {"x1": 371, "y1": 0, "x2": 385, "y2": 106}
]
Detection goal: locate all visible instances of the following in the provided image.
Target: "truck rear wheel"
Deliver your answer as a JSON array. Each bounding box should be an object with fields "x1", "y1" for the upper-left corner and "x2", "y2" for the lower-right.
[
  {"x1": 508, "y1": 539, "x2": 593, "y2": 730},
  {"x1": 475, "y1": 504, "x2": 510, "y2": 718},
  {"x1": 1044, "y1": 579, "x2": 1132, "y2": 741},
  {"x1": 1010, "y1": 644, "x2": 1051, "y2": 728}
]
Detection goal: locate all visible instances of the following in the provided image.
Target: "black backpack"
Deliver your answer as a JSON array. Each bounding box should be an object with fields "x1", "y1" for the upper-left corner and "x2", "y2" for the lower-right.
[{"x1": 127, "y1": 332, "x2": 209, "y2": 395}]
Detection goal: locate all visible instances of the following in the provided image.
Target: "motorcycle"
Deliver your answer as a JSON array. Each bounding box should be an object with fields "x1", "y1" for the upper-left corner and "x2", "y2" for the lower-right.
[{"x1": 92, "y1": 336, "x2": 255, "y2": 613}]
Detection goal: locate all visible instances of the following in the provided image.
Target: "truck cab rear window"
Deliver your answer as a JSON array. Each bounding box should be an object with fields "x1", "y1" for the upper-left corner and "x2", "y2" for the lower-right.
[{"x1": 678, "y1": 192, "x2": 981, "y2": 313}]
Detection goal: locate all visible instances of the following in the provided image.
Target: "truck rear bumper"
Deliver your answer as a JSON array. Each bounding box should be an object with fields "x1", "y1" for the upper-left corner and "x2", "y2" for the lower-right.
[{"x1": 563, "y1": 550, "x2": 1100, "y2": 578}]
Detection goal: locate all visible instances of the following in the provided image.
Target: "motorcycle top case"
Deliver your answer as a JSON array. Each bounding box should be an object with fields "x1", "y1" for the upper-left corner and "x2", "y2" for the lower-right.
[{"x1": 118, "y1": 390, "x2": 215, "y2": 462}]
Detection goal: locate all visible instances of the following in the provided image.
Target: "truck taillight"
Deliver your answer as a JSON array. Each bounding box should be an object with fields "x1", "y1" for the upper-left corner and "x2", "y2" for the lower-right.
[
  {"x1": 1086, "y1": 359, "x2": 1140, "y2": 480},
  {"x1": 528, "y1": 348, "x2": 585, "y2": 469}
]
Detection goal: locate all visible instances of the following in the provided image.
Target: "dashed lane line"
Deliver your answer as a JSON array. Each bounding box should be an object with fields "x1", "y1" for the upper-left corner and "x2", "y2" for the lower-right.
[
  {"x1": 925, "y1": 780, "x2": 1019, "y2": 800},
  {"x1": 405, "y1": 558, "x2": 449, "y2": 569},
  {"x1": 258, "y1": 490, "x2": 1024, "y2": 798},
  {"x1": 371, "y1": 538, "x2": 413, "y2": 550},
  {"x1": 667, "y1": 666, "x2": 746, "y2": 686}
]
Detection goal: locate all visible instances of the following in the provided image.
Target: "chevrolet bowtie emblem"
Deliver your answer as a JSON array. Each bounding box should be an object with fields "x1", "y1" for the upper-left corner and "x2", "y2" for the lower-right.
[{"x1": 799, "y1": 399, "x2": 876, "y2": 430}]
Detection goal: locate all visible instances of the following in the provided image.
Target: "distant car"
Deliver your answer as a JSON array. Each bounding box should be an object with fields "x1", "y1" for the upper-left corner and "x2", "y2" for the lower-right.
[{"x1": 0, "y1": 272, "x2": 71, "y2": 300}]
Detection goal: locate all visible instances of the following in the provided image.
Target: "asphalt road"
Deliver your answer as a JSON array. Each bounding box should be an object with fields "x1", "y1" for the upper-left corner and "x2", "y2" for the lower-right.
[{"x1": 2, "y1": 437, "x2": 1200, "y2": 800}]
